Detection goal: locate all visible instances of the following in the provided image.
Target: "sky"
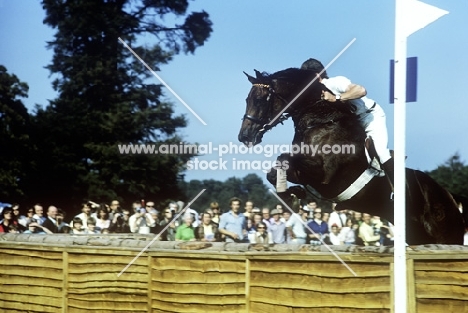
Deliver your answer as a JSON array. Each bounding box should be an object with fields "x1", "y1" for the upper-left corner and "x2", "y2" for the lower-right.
[{"x1": 1, "y1": 0, "x2": 468, "y2": 187}]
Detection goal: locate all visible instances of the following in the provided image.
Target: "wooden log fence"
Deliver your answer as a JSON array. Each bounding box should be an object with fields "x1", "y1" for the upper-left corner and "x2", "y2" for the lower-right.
[{"x1": 0, "y1": 234, "x2": 467, "y2": 312}]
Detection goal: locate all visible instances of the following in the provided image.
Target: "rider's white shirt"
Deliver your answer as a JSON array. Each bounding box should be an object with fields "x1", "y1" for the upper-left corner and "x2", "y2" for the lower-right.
[
  {"x1": 321, "y1": 76, "x2": 376, "y2": 115},
  {"x1": 321, "y1": 76, "x2": 392, "y2": 164}
]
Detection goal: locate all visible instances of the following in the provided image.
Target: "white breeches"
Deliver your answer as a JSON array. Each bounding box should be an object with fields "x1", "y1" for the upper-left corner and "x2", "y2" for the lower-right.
[{"x1": 358, "y1": 104, "x2": 392, "y2": 164}]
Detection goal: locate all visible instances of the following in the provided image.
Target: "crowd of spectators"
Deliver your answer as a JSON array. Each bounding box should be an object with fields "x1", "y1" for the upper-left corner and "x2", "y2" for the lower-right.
[{"x1": 5, "y1": 197, "x2": 467, "y2": 246}]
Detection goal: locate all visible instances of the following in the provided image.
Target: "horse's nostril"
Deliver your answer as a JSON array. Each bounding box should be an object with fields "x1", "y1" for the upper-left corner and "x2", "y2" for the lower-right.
[{"x1": 238, "y1": 132, "x2": 249, "y2": 143}]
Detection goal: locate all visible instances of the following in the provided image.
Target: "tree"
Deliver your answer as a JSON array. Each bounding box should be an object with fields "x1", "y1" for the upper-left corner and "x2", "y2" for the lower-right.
[
  {"x1": 0, "y1": 66, "x2": 31, "y2": 200},
  {"x1": 26, "y1": 0, "x2": 213, "y2": 211},
  {"x1": 426, "y1": 153, "x2": 468, "y2": 198},
  {"x1": 179, "y1": 174, "x2": 279, "y2": 212}
]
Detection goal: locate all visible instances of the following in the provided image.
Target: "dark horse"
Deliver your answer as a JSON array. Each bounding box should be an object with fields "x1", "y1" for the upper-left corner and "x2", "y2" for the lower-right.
[{"x1": 238, "y1": 68, "x2": 465, "y2": 245}]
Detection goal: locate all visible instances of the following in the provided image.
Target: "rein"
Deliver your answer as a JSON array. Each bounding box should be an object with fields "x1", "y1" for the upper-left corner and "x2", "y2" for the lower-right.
[{"x1": 242, "y1": 83, "x2": 291, "y2": 132}]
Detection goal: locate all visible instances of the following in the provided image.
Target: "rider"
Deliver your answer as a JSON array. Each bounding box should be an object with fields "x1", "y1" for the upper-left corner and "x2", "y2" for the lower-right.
[{"x1": 300, "y1": 58, "x2": 394, "y2": 182}]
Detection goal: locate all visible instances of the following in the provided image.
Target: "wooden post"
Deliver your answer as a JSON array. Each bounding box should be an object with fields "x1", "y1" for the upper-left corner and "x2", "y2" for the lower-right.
[
  {"x1": 62, "y1": 251, "x2": 69, "y2": 313},
  {"x1": 245, "y1": 258, "x2": 251, "y2": 313},
  {"x1": 390, "y1": 262, "x2": 395, "y2": 313},
  {"x1": 406, "y1": 258, "x2": 416, "y2": 313},
  {"x1": 147, "y1": 255, "x2": 152, "y2": 313}
]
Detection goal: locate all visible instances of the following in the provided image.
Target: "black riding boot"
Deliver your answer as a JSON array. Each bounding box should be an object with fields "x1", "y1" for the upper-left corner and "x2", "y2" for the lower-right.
[{"x1": 381, "y1": 158, "x2": 394, "y2": 189}]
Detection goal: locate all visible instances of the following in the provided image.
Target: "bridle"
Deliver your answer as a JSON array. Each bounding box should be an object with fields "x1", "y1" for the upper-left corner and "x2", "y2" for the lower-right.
[{"x1": 242, "y1": 83, "x2": 290, "y2": 133}]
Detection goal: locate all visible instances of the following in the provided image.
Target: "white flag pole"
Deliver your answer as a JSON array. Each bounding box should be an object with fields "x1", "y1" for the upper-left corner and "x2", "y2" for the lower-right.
[
  {"x1": 393, "y1": 0, "x2": 407, "y2": 312},
  {"x1": 393, "y1": 1, "x2": 448, "y2": 312}
]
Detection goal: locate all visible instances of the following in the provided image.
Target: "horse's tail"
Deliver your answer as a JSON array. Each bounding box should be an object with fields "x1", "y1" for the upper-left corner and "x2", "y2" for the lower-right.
[{"x1": 451, "y1": 193, "x2": 468, "y2": 229}]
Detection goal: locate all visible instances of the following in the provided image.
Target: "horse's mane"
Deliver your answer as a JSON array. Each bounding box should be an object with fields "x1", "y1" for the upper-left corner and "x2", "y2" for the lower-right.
[
  {"x1": 255, "y1": 68, "x2": 315, "y2": 87},
  {"x1": 256, "y1": 68, "x2": 357, "y2": 120}
]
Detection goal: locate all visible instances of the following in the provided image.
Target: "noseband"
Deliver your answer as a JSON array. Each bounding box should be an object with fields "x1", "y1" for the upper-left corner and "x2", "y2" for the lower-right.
[{"x1": 242, "y1": 83, "x2": 290, "y2": 132}]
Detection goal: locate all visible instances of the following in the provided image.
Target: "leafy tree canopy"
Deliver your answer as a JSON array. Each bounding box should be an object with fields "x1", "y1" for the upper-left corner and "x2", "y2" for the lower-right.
[
  {"x1": 178, "y1": 174, "x2": 281, "y2": 213},
  {"x1": 20, "y1": 0, "x2": 213, "y2": 213},
  {"x1": 426, "y1": 153, "x2": 468, "y2": 198},
  {"x1": 0, "y1": 65, "x2": 31, "y2": 200}
]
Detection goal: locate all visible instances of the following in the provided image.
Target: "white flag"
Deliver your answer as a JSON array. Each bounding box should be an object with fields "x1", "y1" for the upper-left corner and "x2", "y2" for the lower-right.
[{"x1": 402, "y1": 0, "x2": 448, "y2": 38}]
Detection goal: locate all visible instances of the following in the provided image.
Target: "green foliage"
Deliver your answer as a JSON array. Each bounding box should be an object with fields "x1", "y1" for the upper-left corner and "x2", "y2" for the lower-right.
[
  {"x1": 178, "y1": 174, "x2": 279, "y2": 213},
  {"x1": 0, "y1": 66, "x2": 31, "y2": 200},
  {"x1": 426, "y1": 153, "x2": 468, "y2": 198},
  {"x1": 21, "y1": 0, "x2": 213, "y2": 211}
]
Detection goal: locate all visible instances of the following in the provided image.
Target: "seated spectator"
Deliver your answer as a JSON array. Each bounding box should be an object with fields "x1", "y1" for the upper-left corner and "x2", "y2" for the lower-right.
[
  {"x1": 322, "y1": 211, "x2": 330, "y2": 223},
  {"x1": 281, "y1": 211, "x2": 293, "y2": 243},
  {"x1": 358, "y1": 213, "x2": 381, "y2": 246},
  {"x1": 253, "y1": 222, "x2": 273, "y2": 244},
  {"x1": 0, "y1": 207, "x2": 22, "y2": 233},
  {"x1": 21, "y1": 208, "x2": 35, "y2": 228},
  {"x1": 158, "y1": 208, "x2": 176, "y2": 241},
  {"x1": 146, "y1": 201, "x2": 157, "y2": 213},
  {"x1": 12, "y1": 204, "x2": 28, "y2": 228},
  {"x1": 129, "y1": 207, "x2": 155, "y2": 234},
  {"x1": 327, "y1": 224, "x2": 341, "y2": 245},
  {"x1": 86, "y1": 217, "x2": 99, "y2": 234},
  {"x1": 306, "y1": 209, "x2": 329, "y2": 244},
  {"x1": 8, "y1": 224, "x2": 20, "y2": 233},
  {"x1": 218, "y1": 197, "x2": 248, "y2": 243},
  {"x1": 108, "y1": 200, "x2": 121, "y2": 220},
  {"x1": 196, "y1": 212, "x2": 220, "y2": 242},
  {"x1": 275, "y1": 203, "x2": 283, "y2": 214},
  {"x1": 328, "y1": 203, "x2": 348, "y2": 231},
  {"x1": 379, "y1": 220, "x2": 394, "y2": 246},
  {"x1": 261, "y1": 208, "x2": 272, "y2": 229},
  {"x1": 59, "y1": 225, "x2": 73, "y2": 234},
  {"x1": 56, "y1": 209, "x2": 69, "y2": 232},
  {"x1": 175, "y1": 214, "x2": 196, "y2": 241},
  {"x1": 149, "y1": 209, "x2": 159, "y2": 224},
  {"x1": 71, "y1": 202, "x2": 93, "y2": 230},
  {"x1": 185, "y1": 207, "x2": 199, "y2": 227},
  {"x1": 42, "y1": 206, "x2": 59, "y2": 233},
  {"x1": 303, "y1": 200, "x2": 318, "y2": 215},
  {"x1": 71, "y1": 217, "x2": 86, "y2": 234},
  {"x1": 148, "y1": 209, "x2": 163, "y2": 234},
  {"x1": 109, "y1": 209, "x2": 131, "y2": 233},
  {"x1": 269, "y1": 209, "x2": 286, "y2": 244},
  {"x1": 243, "y1": 200, "x2": 254, "y2": 219},
  {"x1": 209, "y1": 202, "x2": 221, "y2": 225},
  {"x1": 23, "y1": 220, "x2": 52, "y2": 234},
  {"x1": 252, "y1": 213, "x2": 262, "y2": 228},
  {"x1": 286, "y1": 210, "x2": 307, "y2": 244},
  {"x1": 353, "y1": 211, "x2": 363, "y2": 225},
  {"x1": 301, "y1": 208, "x2": 310, "y2": 224},
  {"x1": 246, "y1": 217, "x2": 257, "y2": 243},
  {"x1": 32, "y1": 204, "x2": 46, "y2": 225},
  {"x1": 96, "y1": 205, "x2": 111, "y2": 230},
  {"x1": 339, "y1": 218, "x2": 357, "y2": 245}
]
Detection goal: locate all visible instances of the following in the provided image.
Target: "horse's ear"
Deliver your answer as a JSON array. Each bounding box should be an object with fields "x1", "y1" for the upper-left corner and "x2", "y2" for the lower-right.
[
  {"x1": 243, "y1": 71, "x2": 258, "y2": 84},
  {"x1": 254, "y1": 69, "x2": 263, "y2": 80}
]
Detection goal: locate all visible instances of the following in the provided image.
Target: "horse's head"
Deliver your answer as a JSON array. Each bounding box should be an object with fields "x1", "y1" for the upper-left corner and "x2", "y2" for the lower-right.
[{"x1": 238, "y1": 68, "x2": 318, "y2": 146}]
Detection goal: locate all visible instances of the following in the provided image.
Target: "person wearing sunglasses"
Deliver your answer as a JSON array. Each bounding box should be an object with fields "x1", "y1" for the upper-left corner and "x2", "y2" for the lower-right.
[{"x1": 253, "y1": 221, "x2": 273, "y2": 244}]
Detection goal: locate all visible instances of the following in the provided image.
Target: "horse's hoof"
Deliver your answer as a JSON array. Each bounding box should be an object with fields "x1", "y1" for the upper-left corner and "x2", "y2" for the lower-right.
[{"x1": 288, "y1": 186, "x2": 306, "y2": 199}]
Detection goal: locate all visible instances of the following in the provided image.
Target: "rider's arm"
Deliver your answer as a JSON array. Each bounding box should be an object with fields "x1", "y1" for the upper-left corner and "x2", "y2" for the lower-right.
[
  {"x1": 321, "y1": 76, "x2": 367, "y2": 102},
  {"x1": 339, "y1": 84, "x2": 366, "y2": 101}
]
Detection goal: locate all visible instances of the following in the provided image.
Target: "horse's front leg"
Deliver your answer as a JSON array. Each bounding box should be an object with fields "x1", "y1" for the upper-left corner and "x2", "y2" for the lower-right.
[
  {"x1": 267, "y1": 153, "x2": 301, "y2": 186},
  {"x1": 267, "y1": 153, "x2": 307, "y2": 201}
]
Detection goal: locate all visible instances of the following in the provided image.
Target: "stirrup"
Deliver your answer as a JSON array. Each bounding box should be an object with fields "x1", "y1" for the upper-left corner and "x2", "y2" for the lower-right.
[{"x1": 389, "y1": 191, "x2": 394, "y2": 201}]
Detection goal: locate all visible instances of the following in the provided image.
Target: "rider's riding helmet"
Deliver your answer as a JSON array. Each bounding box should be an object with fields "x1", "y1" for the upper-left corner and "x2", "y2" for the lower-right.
[{"x1": 300, "y1": 58, "x2": 328, "y2": 79}]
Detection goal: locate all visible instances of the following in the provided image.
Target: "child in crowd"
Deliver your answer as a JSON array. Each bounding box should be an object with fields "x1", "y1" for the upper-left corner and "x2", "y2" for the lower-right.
[
  {"x1": 86, "y1": 217, "x2": 99, "y2": 234},
  {"x1": 71, "y1": 217, "x2": 85, "y2": 234}
]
